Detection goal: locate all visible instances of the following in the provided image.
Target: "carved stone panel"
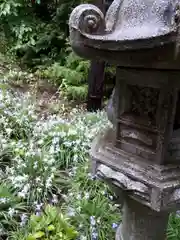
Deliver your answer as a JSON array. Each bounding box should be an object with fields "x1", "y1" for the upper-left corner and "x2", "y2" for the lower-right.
[
  {"x1": 128, "y1": 85, "x2": 159, "y2": 126},
  {"x1": 115, "y1": 68, "x2": 178, "y2": 164}
]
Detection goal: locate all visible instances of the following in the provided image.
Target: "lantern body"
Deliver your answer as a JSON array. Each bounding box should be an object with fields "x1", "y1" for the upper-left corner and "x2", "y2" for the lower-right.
[
  {"x1": 115, "y1": 68, "x2": 179, "y2": 165},
  {"x1": 91, "y1": 69, "x2": 180, "y2": 212}
]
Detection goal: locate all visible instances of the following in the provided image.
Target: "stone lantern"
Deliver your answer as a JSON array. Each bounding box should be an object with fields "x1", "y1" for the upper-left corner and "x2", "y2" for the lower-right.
[{"x1": 69, "y1": 0, "x2": 180, "y2": 239}]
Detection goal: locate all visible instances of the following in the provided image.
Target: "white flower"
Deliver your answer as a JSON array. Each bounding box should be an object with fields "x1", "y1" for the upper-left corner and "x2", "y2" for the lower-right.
[
  {"x1": 8, "y1": 208, "x2": 15, "y2": 217},
  {"x1": 5, "y1": 128, "x2": 12, "y2": 135},
  {"x1": 67, "y1": 207, "x2": 75, "y2": 217},
  {"x1": 37, "y1": 188, "x2": 42, "y2": 193},
  {"x1": 0, "y1": 197, "x2": 8, "y2": 203},
  {"x1": 80, "y1": 236, "x2": 87, "y2": 240},
  {"x1": 77, "y1": 206, "x2": 81, "y2": 212},
  {"x1": 34, "y1": 161, "x2": 38, "y2": 169},
  {"x1": 84, "y1": 192, "x2": 90, "y2": 200},
  {"x1": 46, "y1": 177, "x2": 52, "y2": 188},
  {"x1": 52, "y1": 194, "x2": 58, "y2": 204},
  {"x1": 90, "y1": 216, "x2": 96, "y2": 226},
  {"x1": 109, "y1": 195, "x2": 113, "y2": 200},
  {"x1": 79, "y1": 224, "x2": 83, "y2": 228},
  {"x1": 37, "y1": 139, "x2": 44, "y2": 145},
  {"x1": 18, "y1": 191, "x2": 26, "y2": 198},
  {"x1": 61, "y1": 194, "x2": 68, "y2": 201},
  {"x1": 20, "y1": 213, "x2": 28, "y2": 226},
  {"x1": 35, "y1": 203, "x2": 43, "y2": 211},
  {"x1": 35, "y1": 177, "x2": 41, "y2": 183},
  {"x1": 97, "y1": 217, "x2": 101, "y2": 224},
  {"x1": 76, "y1": 194, "x2": 81, "y2": 200},
  {"x1": 69, "y1": 192, "x2": 73, "y2": 197}
]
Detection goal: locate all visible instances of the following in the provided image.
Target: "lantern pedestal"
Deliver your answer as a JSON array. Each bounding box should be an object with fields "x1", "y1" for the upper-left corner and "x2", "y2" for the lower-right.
[{"x1": 116, "y1": 197, "x2": 169, "y2": 240}]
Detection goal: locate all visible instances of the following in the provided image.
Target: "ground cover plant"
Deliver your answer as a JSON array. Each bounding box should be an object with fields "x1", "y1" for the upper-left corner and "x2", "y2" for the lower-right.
[
  {"x1": 0, "y1": 82, "x2": 122, "y2": 239},
  {"x1": 0, "y1": 67, "x2": 179, "y2": 239}
]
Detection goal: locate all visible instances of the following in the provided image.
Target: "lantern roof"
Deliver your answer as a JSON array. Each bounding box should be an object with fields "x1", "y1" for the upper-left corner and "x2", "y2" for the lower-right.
[{"x1": 69, "y1": 0, "x2": 180, "y2": 63}]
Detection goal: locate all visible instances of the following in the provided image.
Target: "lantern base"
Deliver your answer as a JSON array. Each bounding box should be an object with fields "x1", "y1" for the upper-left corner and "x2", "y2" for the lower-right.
[{"x1": 115, "y1": 196, "x2": 169, "y2": 240}]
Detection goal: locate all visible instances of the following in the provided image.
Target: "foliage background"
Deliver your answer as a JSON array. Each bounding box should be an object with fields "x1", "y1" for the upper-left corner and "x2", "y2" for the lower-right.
[
  {"x1": 0, "y1": 0, "x2": 115, "y2": 102},
  {"x1": 0, "y1": 0, "x2": 94, "y2": 101}
]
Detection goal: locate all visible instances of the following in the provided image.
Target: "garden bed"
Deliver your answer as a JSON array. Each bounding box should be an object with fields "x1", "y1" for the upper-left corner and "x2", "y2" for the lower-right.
[
  {"x1": 0, "y1": 78, "x2": 121, "y2": 239},
  {"x1": 0, "y1": 61, "x2": 179, "y2": 239}
]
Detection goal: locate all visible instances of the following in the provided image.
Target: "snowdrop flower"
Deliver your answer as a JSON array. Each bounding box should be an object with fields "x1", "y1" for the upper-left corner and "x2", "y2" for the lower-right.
[
  {"x1": 112, "y1": 223, "x2": 118, "y2": 229},
  {"x1": 101, "y1": 190, "x2": 106, "y2": 196},
  {"x1": 109, "y1": 195, "x2": 113, "y2": 200},
  {"x1": 91, "y1": 231, "x2": 98, "y2": 240},
  {"x1": 77, "y1": 206, "x2": 81, "y2": 212},
  {"x1": 80, "y1": 236, "x2": 87, "y2": 240},
  {"x1": 20, "y1": 213, "x2": 28, "y2": 226},
  {"x1": 46, "y1": 177, "x2": 52, "y2": 188},
  {"x1": 84, "y1": 192, "x2": 90, "y2": 200},
  {"x1": 5, "y1": 128, "x2": 12, "y2": 135},
  {"x1": 0, "y1": 198, "x2": 8, "y2": 203},
  {"x1": 18, "y1": 191, "x2": 26, "y2": 198},
  {"x1": 8, "y1": 208, "x2": 15, "y2": 217},
  {"x1": 35, "y1": 203, "x2": 43, "y2": 211},
  {"x1": 79, "y1": 224, "x2": 83, "y2": 229},
  {"x1": 37, "y1": 139, "x2": 44, "y2": 145},
  {"x1": 69, "y1": 171, "x2": 74, "y2": 177},
  {"x1": 37, "y1": 188, "x2": 42, "y2": 193},
  {"x1": 87, "y1": 173, "x2": 96, "y2": 180},
  {"x1": 35, "y1": 212, "x2": 41, "y2": 216},
  {"x1": 76, "y1": 194, "x2": 81, "y2": 200},
  {"x1": 176, "y1": 210, "x2": 180, "y2": 217},
  {"x1": 52, "y1": 194, "x2": 58, "y2": 204},
  {"x1": 90, "y1": 216, "x2": 96, "y2": 226},
  {"x1": 97, "y1": 218, "x2": 101, "y2": 224},
  {"x1": 69, "y1": 192, "x2": 73, "y2": 197},
  {"x1": 67, "y1": 207, "x2": 76, "y2": 217},
  {"x1": 35, "y1": 177, "x2": 41, "y2": 183},
  {"x1": 73, "y1": 154, "x2": 78, "y2": 162}
]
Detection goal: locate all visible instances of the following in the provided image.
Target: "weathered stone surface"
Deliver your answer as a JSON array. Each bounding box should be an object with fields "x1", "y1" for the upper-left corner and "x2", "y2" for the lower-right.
[
  {"x1": 116, "y1": 196, "x2": 169, "y2": 240},
  {"x1": 69, "y1": 0, "x2": 180, "y2": 67},
  {"x1": 91, "y1": 128, "x2": 180, "y2": 212},
  {"x1": 69, "y1": 0, "x2": 179, "y2": 46}
]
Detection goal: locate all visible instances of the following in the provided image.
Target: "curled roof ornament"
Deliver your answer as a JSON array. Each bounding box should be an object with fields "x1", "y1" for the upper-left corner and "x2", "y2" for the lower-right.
[{"x1": 69, "y1": 0, "x2": 180, "y2": 51}]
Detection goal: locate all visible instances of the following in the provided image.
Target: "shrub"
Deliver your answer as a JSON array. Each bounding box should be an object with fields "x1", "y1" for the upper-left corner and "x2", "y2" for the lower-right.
[
  {"x1": 167, "y1": 213, "x2": 180, "y2": 240},
  {"x1": 0, "y1": 0, "x2": 86, "y2": 66},
  {"x1": 10, "y1": 205, "x2": 78, "y2": 240},
  {"x1": 36, "y1": 47, "x2": 90, "y2": 101}
]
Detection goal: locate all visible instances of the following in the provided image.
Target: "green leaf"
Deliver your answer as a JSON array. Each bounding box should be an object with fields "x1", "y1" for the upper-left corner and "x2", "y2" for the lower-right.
[
  {"x1": 27, "y1": 235, "x2": 36, "y2": 240},
  {"x1": 32, "y1": 231, "x2": 45, "y2": 238},
  {"x1": 47, "y1": 224, "x2": 55, "y2": 231}
]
